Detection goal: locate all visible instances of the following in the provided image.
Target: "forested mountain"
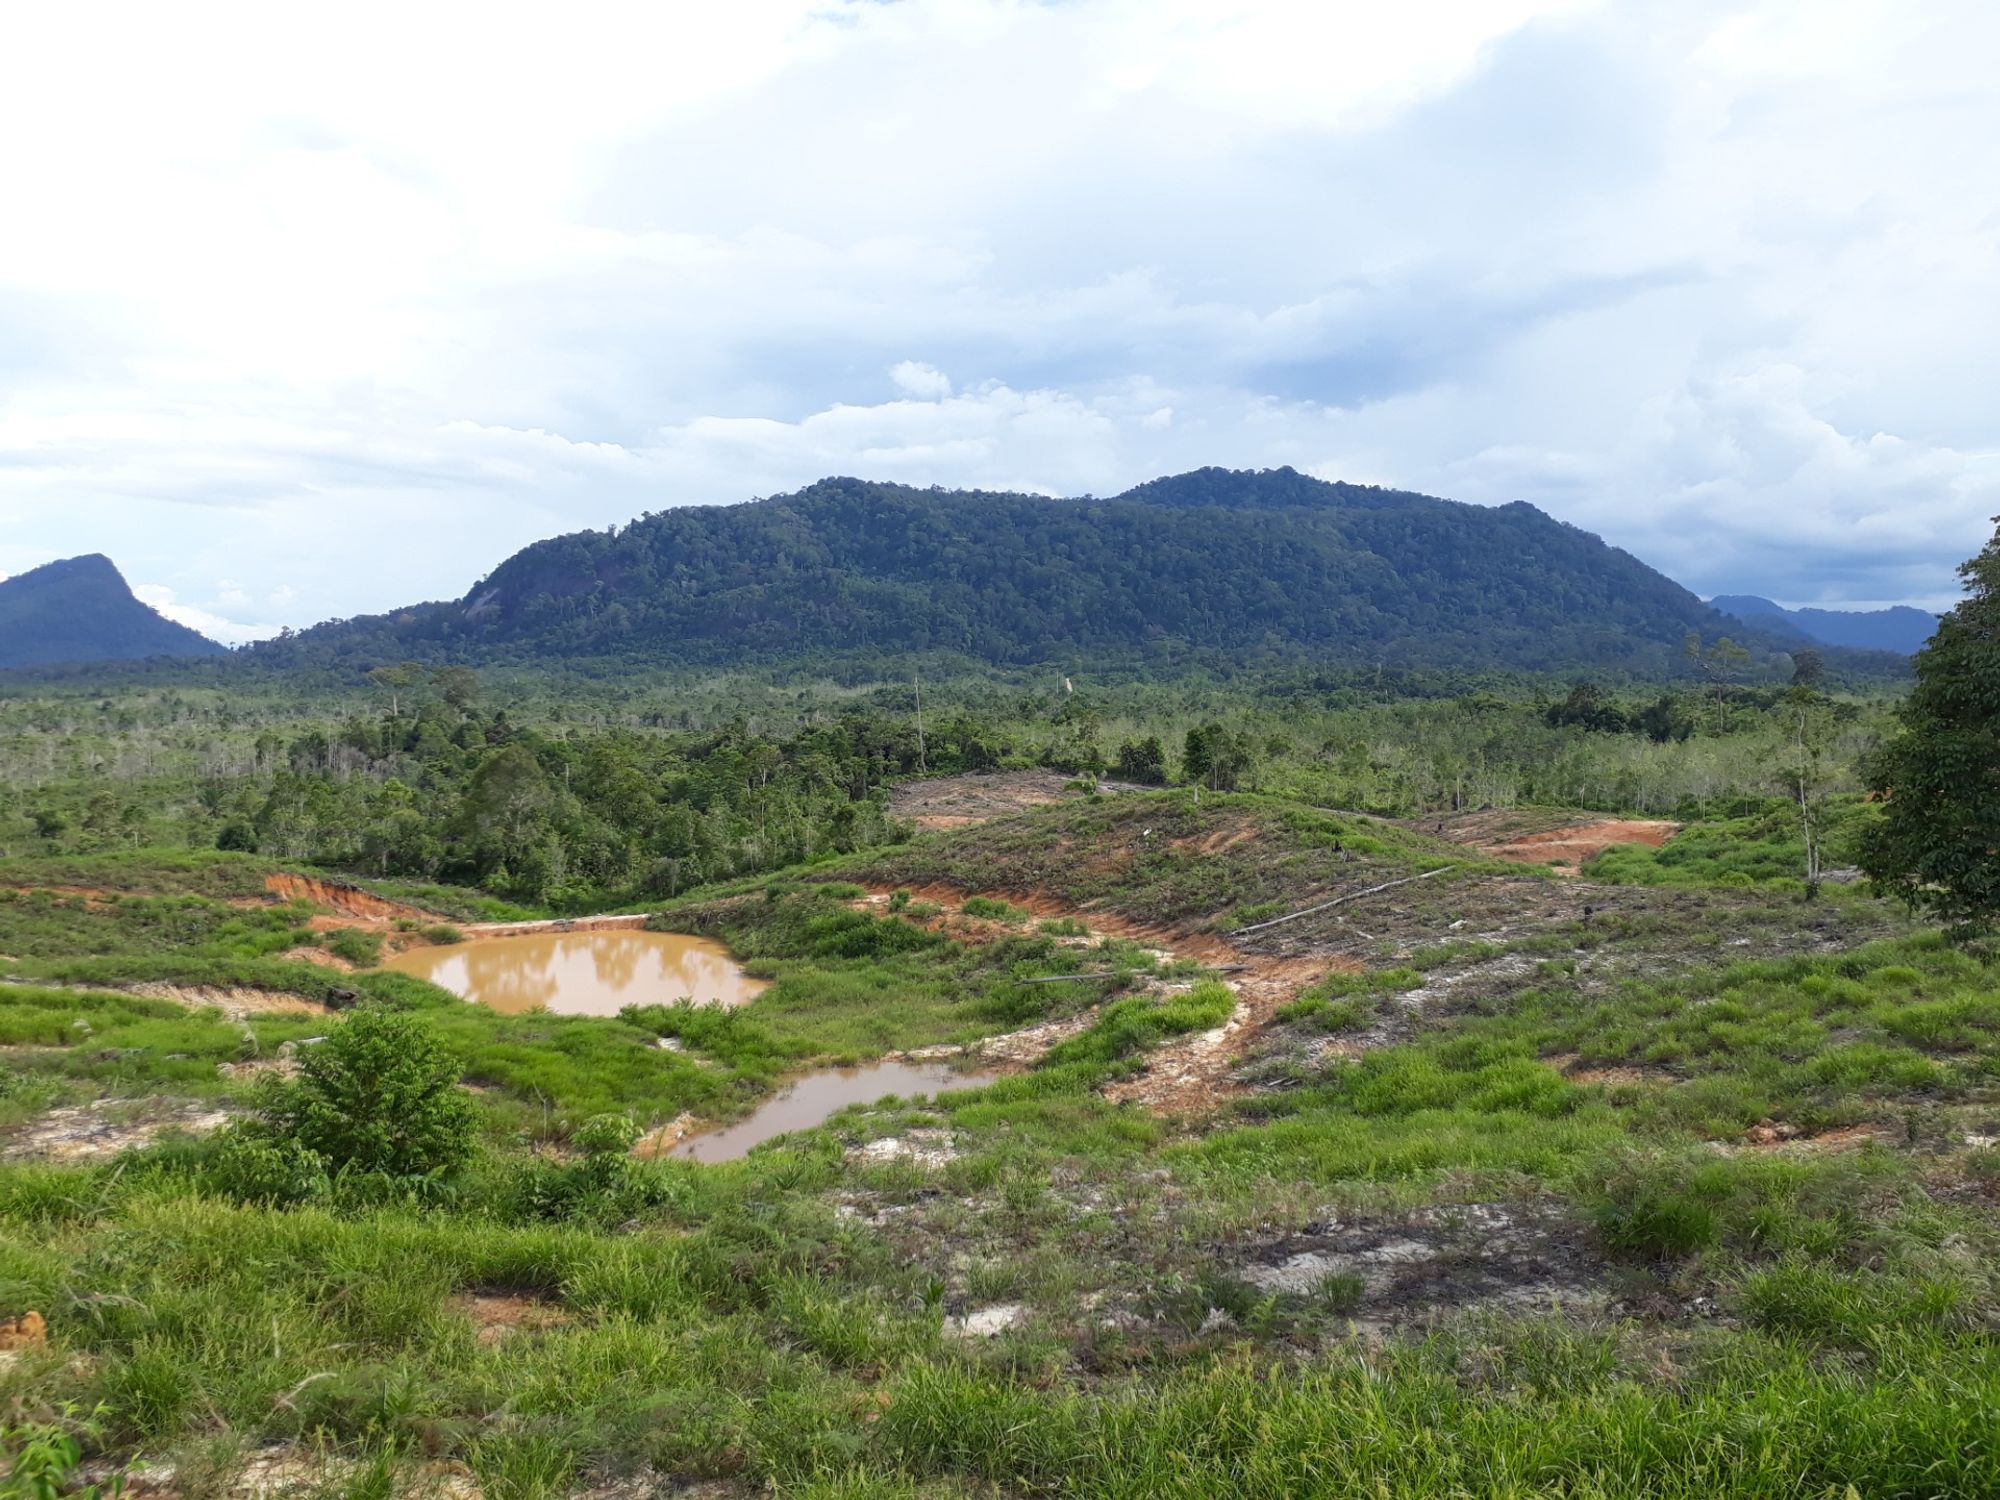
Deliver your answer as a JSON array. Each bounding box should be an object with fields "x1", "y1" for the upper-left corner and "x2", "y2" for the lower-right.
[
  {"x1": 1710, "y1": 594, "x2": 1938, "y2": 656},
  {"x1": 0, "y1": 554, "x2": 227, "y2": 669},
  {"x1": 250, "y1": 469, "x2": 1814, "y2": 676}
]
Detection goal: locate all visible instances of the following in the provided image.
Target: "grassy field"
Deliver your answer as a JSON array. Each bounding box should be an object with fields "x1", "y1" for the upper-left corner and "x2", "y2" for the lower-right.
[{"x1": 4, "y1": 786, "x2": 1998, "y2": 1498}]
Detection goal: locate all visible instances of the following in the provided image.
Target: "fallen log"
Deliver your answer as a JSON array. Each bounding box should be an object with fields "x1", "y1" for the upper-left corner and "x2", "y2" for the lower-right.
[
  {"x1": 1228, "y1": 866, "x2": 1455, "y2": 937},
  {"x1": 1016, "y1": 965, "x2": 1249, "y2": 984}
]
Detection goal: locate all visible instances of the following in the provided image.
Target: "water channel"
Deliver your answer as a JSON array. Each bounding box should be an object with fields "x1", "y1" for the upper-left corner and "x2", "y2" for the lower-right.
[{"x1": 661, "y1": 1058, "x2": 1004, "y2": 1163}]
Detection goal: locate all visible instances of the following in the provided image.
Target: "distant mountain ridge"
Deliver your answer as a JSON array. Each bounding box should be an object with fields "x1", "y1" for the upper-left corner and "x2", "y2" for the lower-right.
[
  {"x1": 1710, "y1": 594, "x2": 1937, "y2": 656},
  {"x1": 246, "y1": 468, "x2": 1866, "y2": 677},
  {"x1": 0, "y1": 555, "x2": 227, "y2": 669}
]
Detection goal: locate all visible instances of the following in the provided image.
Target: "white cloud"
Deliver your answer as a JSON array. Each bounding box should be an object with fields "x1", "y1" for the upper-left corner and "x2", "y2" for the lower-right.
[
  {"x1": 1, "y1": 0, "x2": 1997, "y2": 634},
  {"x1": 889, "y1": 362, "x2": 954, "y2": 401},
  {"x1": 131, "y1": 584, "x2": 281, "y2": 646}
]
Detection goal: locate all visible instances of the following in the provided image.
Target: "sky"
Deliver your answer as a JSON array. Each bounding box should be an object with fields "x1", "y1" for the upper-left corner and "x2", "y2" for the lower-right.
[{"x1": 2, "y1": 0, "x2": 1996, "y2": 644}]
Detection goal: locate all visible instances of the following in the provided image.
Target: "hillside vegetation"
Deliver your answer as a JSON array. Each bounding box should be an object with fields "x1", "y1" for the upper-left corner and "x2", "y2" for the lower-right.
[
  {"x1": 0, "y1": 555, "x2": 226, "y2": 669},
  {"x1": 243, "y1": 469, "x2": 1839, "y2": 676}
]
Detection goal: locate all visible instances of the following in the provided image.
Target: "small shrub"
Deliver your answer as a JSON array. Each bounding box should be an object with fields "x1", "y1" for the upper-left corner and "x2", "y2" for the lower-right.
[
  {"x1": 571, "y1": 1113, "x2": 642, "y2": 1156},
  {"x1": 421, "y1": 924, "x2": 464, "y2": 945},
  {"x1": 887, "y1": 890, "x2": 911, "y2": 913},
  {"x1": 257, "y1": 1007, "x2": 476, "y2": 1178},
  {"x1": 201, "y1": 1128, "x2": 329, "y2": 1206}
]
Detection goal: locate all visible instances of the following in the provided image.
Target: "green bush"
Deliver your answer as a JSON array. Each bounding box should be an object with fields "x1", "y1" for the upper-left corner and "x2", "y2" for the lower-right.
[
  {"x1": 257, "y1": 1008, "x2": 476, "y2": 1178},
  {"x1": 421, "y1": 924, "x2": 464, "y2": 945},
  {"x1": 201, "y1": 1129, "x2": 329, "y2": 1206}
]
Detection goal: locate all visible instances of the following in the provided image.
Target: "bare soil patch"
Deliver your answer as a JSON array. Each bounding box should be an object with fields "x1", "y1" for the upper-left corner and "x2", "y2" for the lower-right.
[
  {"x1": 1727, "y1": 1120, "x2": 1900, "y2": 1154},
  {"x1": 453, "y1": 1290, "x2": 572, "y2": 1346},
  {"x1": 888, "y1": 770, "x2": 1143, "y2": 831},
  {"x1": 132, "y1": 983, "x2": 329, "y2": 1020},
  {"x1": 1427, "y1": 813, "x2": 1680, "y2": 874},
  {"x1": 1229, "y1": 1200, "x2": 1609, "y2": 1331},
  {"x1": 2, "y1": 1098, "x2": 232, "y2": 1161}
]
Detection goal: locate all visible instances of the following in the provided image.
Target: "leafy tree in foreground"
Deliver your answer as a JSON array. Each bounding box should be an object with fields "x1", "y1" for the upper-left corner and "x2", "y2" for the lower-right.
[
  {"x1": 1859, "y1": 521, "x2": 2000, "y2": 926},
  {"x1": 260, "y1": 1007, "x2": 476, "y2": 1177}
]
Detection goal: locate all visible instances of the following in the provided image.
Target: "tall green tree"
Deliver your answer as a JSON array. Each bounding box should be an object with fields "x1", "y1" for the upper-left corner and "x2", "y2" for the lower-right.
[{"x1": 1859, "y1": 523, "x2": 2000, "y2": 925}]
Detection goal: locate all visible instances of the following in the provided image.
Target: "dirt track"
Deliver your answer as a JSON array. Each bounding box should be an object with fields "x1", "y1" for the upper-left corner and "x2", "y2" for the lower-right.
[{"x1": 854, "y1": 881, "x2": 1344, "y2": 1115}]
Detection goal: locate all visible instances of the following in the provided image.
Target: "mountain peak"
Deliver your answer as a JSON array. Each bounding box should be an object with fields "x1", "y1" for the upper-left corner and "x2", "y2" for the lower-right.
[
  {"x1": 1711, "y1": 594, "x2": 1936, "y2": 655},
  {"x1": 0, "y1": 554, "x2": 227, "y2": 669}
]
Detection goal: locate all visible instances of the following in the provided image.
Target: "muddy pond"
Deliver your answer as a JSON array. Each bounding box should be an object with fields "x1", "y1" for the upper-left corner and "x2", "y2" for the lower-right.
[
  {"x1": 384, "y1": 929, "x2": 766, "y2": 1016},
  {"x1": 661, "y1": 1059, "x2": 1003, "y2": 1163}
]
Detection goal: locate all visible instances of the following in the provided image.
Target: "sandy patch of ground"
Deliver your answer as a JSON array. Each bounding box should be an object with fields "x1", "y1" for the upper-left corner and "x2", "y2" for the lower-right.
[
  {"x1": 1544, "y1": 1053, "x2": 1678, "y2": 1087},
  {"x1": 1427, "y1": 812, "x2": 1679, "y2": 874},
  {"x1": 131, "y1": 983, "x2": 330, "y2": 1020},
  {"x1": 102, "y1": 1449, "x2": 483, "y2": 1500},
  {"x1": 848, "y1": 1130, "x2": 960, "y2": 1169},
  {"x1": 898, "y1": 1010, "x2": 1101, "y2": 1068},
  {"x1": 0, "y1": 1310, "x2": 47, "y2": 1350},
  {"x1": 946, "y1": 1303, "x2": 1026, "y2": 1338},
  {"x1": 888, "y1": 770, "x2": 1144, "y2": 831},
  {"x1": 453, "y1": 1290, "x2": 572, "y2": 1346},
  {"x1": 2, "y1": 1098, "x2": 233, "y2": 1161},
  {"x1": 0, "y1": 883, "x2": 121, "y2": 906},
  {"x1": 1724, "y1": 1120, "x2": 1900, "y2": 1154},
  {"x1": 463, "y1": 913, "x2": 651, "y2": 937}
]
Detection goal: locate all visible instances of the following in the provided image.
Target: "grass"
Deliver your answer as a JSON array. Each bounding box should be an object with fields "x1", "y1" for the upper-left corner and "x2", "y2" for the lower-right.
[{"x1": 4, "y1": 801, "x2": 2000, "y2": 1497}]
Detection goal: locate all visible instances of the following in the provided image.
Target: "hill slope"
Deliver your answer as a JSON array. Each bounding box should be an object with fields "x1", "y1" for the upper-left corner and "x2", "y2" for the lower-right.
[
  {"x1": 0, "y1": 554, "x2": 227, "y2": 668},
  {"x1": 252, "y1": 469, "x2": 1805, "y2": 675},
  {"x1": 1710, "y1": 594, "x2": 1937, "y2": 655}
]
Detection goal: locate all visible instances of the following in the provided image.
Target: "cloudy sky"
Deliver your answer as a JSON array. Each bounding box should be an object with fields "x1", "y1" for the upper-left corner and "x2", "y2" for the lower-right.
[{"x1": 2, "y1": 0, "x2": 1995, "y2": 643}]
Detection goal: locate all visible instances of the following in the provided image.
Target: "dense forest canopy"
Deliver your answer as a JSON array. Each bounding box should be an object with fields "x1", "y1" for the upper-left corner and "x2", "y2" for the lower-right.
[{"x1": 244, "y1": 469, "x2": 1851, "y2": 678}]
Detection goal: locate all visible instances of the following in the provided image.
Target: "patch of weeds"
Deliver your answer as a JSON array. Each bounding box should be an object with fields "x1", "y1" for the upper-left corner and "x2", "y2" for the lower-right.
[
  {"x1": 961, "y1": 897, "x2": 1028, "y2": 924},
  {"x1": 322, "y1": 928, "x2": 383, "y2": 966}
]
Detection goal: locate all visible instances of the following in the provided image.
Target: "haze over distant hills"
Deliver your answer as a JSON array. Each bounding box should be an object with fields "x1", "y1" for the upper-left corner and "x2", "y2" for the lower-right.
[
  {"x1": 244, "y1": 468, "x2": 1867, "y2": 678},
  {"x1": 1710, "y1": 594, "x2": 1938, "y2": 656},
  {"x1": 0, "y1": 555, "x2": 228, "y2": 669}
]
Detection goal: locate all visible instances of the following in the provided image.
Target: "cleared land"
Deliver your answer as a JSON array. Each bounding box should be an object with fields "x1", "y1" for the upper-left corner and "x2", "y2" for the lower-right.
[{"x1": 3, "y1": 789, "x2": 1998, "y2": 1499}]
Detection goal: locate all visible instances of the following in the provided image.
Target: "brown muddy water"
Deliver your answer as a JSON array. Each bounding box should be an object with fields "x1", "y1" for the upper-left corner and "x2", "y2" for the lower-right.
[
  {"x1": 667, "y1": 1060, "x2": 1003, "y2": 1163},
  {"x1": 384, "y1": 930, "x2": 766, "y2": 1016}
]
